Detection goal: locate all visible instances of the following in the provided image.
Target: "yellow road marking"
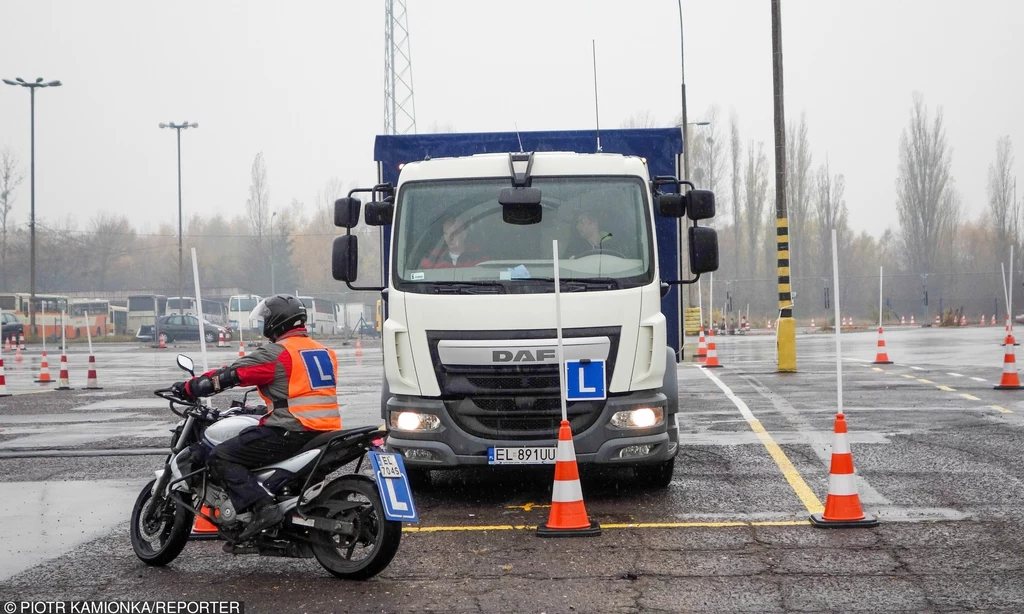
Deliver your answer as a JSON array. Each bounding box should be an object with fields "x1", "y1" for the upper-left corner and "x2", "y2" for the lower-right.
[
  {"x1": 936, "y1": 385, "x2": 956, "y2": 392},
  {"x1": 901, "y1": 375, "x2": 916, "y2": 379},
  {"x1": 872, "y1": 367, "x2": 884, "y2": 372},
  {"x1": 917, "y1": 379, "x2": 934, "y2": 384},
  {"x1": 504, "y1": 503, "x2": 549, "y2": 512},
  {"x1": 991, "y1": 405, "x2": 1014, "y2": 414},
  {"x1": 960, "y1": 394, "x2": 980, "y2": 401},
  {"x1": 698, "y1": 368, "x2": 824, "y2": 515},
  {"x1": 404, "y1": 520, "x2": 810, "y2": 533}
]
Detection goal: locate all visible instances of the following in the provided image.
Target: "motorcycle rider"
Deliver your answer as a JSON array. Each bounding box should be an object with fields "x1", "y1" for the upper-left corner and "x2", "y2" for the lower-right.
[{"x1": 172, "y1": 294, "x2": 341, "y2": 541}]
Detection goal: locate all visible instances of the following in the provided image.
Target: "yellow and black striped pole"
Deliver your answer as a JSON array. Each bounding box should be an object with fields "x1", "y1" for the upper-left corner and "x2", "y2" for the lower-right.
[{"x1": 772, "y1": 0, "x2": 796, "y2": 372}]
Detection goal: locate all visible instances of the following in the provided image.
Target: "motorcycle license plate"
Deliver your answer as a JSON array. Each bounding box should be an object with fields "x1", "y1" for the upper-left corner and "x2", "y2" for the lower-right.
[
  {"x1": 368, "y1": 452, "x2": 418, "y2": 523},
  {"x1": 488, "y1": 447, "x2": 556, "y2": 465}
]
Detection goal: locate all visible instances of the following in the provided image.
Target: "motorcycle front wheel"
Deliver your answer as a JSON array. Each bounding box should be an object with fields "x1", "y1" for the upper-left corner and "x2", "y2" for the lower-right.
[
  {"x1": 130, "y1": 479, "x2": 194, "y2": 566},
  {"x1": 308, "y1": 475, "x2": 402, "y2": 580}
]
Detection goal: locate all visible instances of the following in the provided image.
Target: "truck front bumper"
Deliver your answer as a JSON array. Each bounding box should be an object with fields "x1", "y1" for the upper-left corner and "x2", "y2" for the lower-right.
[{"x1": 385, "y1": 391, "x2": 676, "y2": 468}]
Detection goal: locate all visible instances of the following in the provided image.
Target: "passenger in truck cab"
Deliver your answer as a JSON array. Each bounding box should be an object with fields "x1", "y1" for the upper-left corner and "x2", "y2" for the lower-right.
[
  {"x1": 567, "y1": 211, "x2": 619, "y2": 259},
  {"x1": 419, "y1": 216, "x2": 488, "y2": 269}
]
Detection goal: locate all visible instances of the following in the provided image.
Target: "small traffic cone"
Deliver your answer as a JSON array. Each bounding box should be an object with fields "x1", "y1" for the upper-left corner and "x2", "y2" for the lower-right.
[
  {"x1": 900, "y1": 315, "x2": 906, "y2": 326},
  {"x1": 217, "y1": 330, "x2": 225, "y2": 348},
  {"x1": 992, "y1": 315, "x2": 997, "y2": 326},
  {"x1": 15, "y1": 345, "x2": 22, "y2": 363},
  {"x1": 910, "y1": 314, "x2": 915, "y2": 326},
  {"x1": 35, "y1": 351, "x2": 52, "y2": 383},
  {"x1": 981, "y1": 314, "x2": 986, "y2": 326},
  {"x1": 190, "y1": 505, "x2": 221, "y2": 540},
  {"x1": 0, "y1": 357, "x2": 11, "y2": 397},
  {"x1": 767, "y1": 319, "x2": 772, "y2": 330},
  {"x1": 935, "y1": 314, "x2": 940, "y2": 326},
  {"x1": 56, "y1": 353, "x2": 72, "y2": 390},
  {"x1": 355, "y1": 339, "x2": 363, "y2": 358},
  {"x1": 810, "y1": 317, "x2": 816, "y2": 328},
  {"x1": 703, "y1": 329, "x2": 722, "y2": 368},
  {"x1": 159, "y1": 333, "x2": 167, "y2": 349},
  {"x1": 696, "y1": 327, "x2": 707, "y2": 362},
  {"x1": 994, "y1": 333, "x2": 1023, "y2": 390},
  {"x1": 85, "y1": 354, "x2": 102, "y2": 389},
  {"x1": 537, "y1": 420, "x2": 601, "y2": 537},
  {"x1": 810, "y1": 413, "x2": 878, "y2": 528},
  {"x1": 18, "y1": 332, "x2": 24, "y2": 350},
  {"x1": 238, "y1": 339, "x2": 245, "y2": 357},
  {"x1": 960, "y1": 314, "x2": 966, "y2": 327},
  {"x1": 744, "y1": 318, "x2": 750, "y2": 333},
  {"x1": 5, "y1": 337, "x2": 10, "y2": 352},
  {"x1": 873, "y1": 327, "x2": 893, "y2": 365}
]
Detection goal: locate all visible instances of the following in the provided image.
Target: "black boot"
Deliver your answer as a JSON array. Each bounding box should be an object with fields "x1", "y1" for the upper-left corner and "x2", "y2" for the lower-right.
[{"x1": 237, "y1": 499, "x2": 283, "y2": 541}]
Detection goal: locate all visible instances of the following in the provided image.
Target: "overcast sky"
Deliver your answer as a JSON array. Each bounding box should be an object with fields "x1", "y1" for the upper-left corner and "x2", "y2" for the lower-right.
[{"x1": 0, "y1": 0, "x2": 1020, "y2": 239}]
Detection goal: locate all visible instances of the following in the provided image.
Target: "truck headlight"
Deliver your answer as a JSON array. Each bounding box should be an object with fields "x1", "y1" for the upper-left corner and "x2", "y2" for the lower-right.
[
  {"x1": 391, "y1": 411, "x2": 441, "y2": 432},
  {"x1": 610, "y1": 407, "x2": 663, "y2": 428}
]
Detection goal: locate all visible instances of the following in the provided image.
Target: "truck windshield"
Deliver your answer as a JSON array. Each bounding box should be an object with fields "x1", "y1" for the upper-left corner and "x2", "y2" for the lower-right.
[{"x1": 393, "y1": 177, "x2": 653, "y2": 293}]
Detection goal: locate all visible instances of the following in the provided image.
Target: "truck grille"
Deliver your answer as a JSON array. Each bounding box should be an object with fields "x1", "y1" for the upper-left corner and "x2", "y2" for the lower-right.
[{"x1": 445, "y1": 397, "x2": 600, "y2": 440}]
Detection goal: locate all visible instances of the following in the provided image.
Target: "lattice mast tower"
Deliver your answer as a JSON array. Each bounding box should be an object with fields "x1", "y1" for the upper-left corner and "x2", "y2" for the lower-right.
[{"x1": 384, "y1": 0, "x2": 417, "y2": 135}]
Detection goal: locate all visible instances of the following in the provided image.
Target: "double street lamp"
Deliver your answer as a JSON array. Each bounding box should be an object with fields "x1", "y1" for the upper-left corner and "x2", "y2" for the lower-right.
[
  {"x1": 2, "y1": 77, "x2": 62, "y2": 337},
  {"x1": 159, "y1": 122, "x2": 198, "y2": 314}
]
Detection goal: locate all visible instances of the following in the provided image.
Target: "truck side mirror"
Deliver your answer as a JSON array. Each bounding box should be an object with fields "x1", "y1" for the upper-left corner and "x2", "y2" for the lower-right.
[
  {"x1": 332, "y1": 235, "x2": 359, "y2": 281},
  {"x1": 688, "y1": 226, "x2": 719, "y2": 274},
  {"x1": 656, "y1": 194, "x2": 685, "y2": 218},
  {"x1": 365, "y1": 202, "x2": 394, "y2": 226},
  {"x1": 334, "y1": 198, "x2": 361, "y2": 228},
  {"x1": 686, "y1": 190, "x2": 716, "y2": 220}
]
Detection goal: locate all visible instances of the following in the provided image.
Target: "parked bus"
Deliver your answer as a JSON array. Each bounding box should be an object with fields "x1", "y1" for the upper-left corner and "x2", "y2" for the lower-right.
[
  {"x1": 165, "y1": 297, "x2": 230, "y2": 328},
  {"x1": 0, "y1": 292, "x2": 71, "y2": 337},
  {"x1": 108, "y1": 305, "x2": 128, "y2": 336},
  {"x1": 70, "y1": 299, "x2": 112, "y2": 337},
  {"x1": 128, "y1": 294, "x2": 167, "y2": 339},
  {"x1": 228, "y1": 294, "x2": 262, "y2": 333},
  {"x1": 298, "y1": 296, "x2": 337, "y2": 336}
]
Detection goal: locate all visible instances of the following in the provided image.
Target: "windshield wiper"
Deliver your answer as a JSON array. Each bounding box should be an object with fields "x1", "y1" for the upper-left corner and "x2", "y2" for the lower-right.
[
  {"x1": 525, "y1": 277, "x2": 619, "y2": 290},
  {"x1": 423, "y1": 281, "x2": 506, "y2": 294}
]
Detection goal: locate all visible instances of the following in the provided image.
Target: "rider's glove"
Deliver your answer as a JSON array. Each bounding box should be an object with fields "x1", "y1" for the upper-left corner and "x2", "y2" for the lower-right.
[{"x1": 171, "y1": 381, "x2": 191, "y2": 400}]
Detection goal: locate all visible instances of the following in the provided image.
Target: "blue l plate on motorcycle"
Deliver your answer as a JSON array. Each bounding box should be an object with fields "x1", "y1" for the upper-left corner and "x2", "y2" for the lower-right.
[{"x1": 368, "y1": 451, "x2": 419, "y2": 522}]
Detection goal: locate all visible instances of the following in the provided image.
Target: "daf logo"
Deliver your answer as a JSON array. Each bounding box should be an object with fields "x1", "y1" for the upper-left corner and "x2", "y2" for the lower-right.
[{"x1": 492, "y1": 349, "x2": 557, "y2": 363}]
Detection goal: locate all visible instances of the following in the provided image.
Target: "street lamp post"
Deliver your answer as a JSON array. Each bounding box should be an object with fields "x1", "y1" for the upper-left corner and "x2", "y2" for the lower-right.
[
  {"x1": 159, "y1": 122, "x2": 198, "y2": 315},
  {"x1": 2, "y1": 77, "x2": 61, "y2": 337},
  {"x1": 270, "y1": 211, "x2": 277, "y2": 294}
]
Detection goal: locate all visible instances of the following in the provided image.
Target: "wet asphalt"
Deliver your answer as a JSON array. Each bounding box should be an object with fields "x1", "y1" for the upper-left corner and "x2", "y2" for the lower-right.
[{"x1": 0, "y1": 326, "x2": 1023, "y2": 612}]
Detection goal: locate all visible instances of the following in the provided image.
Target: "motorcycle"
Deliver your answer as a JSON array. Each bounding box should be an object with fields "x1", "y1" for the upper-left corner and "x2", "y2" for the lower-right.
[{"x1": 129, "y1": 353, "x2": 418, "y2": 580}]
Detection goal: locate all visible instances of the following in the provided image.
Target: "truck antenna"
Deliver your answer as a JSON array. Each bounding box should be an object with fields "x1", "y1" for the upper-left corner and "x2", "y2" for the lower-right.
[
  {"x1": 515, "y1": 122, "x2": 524, "y2": 153},
  {"x1": 592, "y1": 39, "x2": 602, "y2": 153}
]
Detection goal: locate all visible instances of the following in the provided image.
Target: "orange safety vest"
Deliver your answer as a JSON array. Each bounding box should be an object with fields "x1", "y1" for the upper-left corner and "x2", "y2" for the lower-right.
[{"x1": 263, "y1": 336, "x2": 341, "y2": 431}]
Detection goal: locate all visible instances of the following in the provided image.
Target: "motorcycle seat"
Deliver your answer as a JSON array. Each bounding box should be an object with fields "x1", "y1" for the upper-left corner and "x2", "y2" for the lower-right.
[{"x1": 297, "y1": 425, "x2": 382, "y2": 454}]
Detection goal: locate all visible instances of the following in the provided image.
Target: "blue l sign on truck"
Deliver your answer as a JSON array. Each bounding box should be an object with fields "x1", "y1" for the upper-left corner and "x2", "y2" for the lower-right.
[{"x1": 565, "y1": 360, "x2": 606, "y2": 401}]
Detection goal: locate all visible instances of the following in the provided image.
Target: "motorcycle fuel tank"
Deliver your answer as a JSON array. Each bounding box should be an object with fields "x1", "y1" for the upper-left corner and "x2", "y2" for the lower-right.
[{"x1": 203, "y1": 415, "x2": 260, "y2": 446}]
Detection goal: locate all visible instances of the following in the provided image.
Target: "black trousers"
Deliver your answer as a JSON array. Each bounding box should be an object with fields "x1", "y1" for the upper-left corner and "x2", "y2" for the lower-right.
[{"x1": 208, "y1": 425, "x2": 320, "y2": 512}]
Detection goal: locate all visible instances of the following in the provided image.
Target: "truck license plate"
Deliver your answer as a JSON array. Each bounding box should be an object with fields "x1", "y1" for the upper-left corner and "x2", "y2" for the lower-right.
[{"x1": 488, "y1": 447, "x2": 557, "y2": 465}]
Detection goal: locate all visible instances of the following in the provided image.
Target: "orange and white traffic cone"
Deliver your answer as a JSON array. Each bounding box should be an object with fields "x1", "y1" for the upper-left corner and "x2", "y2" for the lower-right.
[
  {"x1": 5, "y1": 337, "x2": 10, "y2": 352},
  {"x1": 217, "y1": 330, "x2": 225, "y2": 348},
  {"x1": 810, "y1": 413, "x2": 878, "y2": 528},
  {"x1": 696, "y1": 327, "x2": 707, "y2": 363},
  {"x1": 190, "y1": 505, "x2": 221, "y2": 540},
  {"x1": 56, "y1": 353, "x2": 72, "y2": 390},
  {"x1": 15, "y1": 345, "x2": 22, "y2": 363},
  {"x1": 537, "y1": 420, "x2": 601, "y2": 537},
  {"x1": 35, "y1": 351, "x2": 52, "y2": 383},
  {"x1": 703, "y1": 329, "x2": 722, "y2": 368},
  {"x1": 238, "y1": 339, "x2": 245, "y2": 357},
  {"x1": 159, "y1": 333, "x2": 167, "y2": 349},
  {"x1": 992, "y1": 315, "x2": 997, "y2": 326},
  {"x1": 873, "y1": 327, "x2": 893, "y2": 365},
  {"x1": 810, "y1": 318, "x2": 815, "y2": 328},
  {"x1": 85, "y1": 354, "x2": 102, "y2": 389},
  {"x1": 355, "y1": 338, "x2": 363, "y2": 358},
  {"x1": 900, "y1": 315, "x2": 906, "y2": 326},
  {"x1": 18, "y1": 332, "x2": 24, "y2": 350},
  {"x1": 0, "y1": 356, "x2": 11, "y2": 397},
  {"x1": 981, "y1": 314, "x2": 986, "y2": 326},
  {"x1": 960, "y1": 314, "x2": 967, "y2": 327},
  {"x1": 910, "y1": 314, "x2": 915, "y2": 326},
  {"x1": 934, "y1": 314, "x2": 940, "y2": 326},
  {"x1": 995, "y1": 333, "x2": 1023, "y2": 390}
]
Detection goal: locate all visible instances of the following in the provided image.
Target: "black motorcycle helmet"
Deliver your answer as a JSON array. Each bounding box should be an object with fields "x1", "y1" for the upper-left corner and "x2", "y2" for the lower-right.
[{"x1": 249, "y1": 294, "x2": 307, "y2": 341}]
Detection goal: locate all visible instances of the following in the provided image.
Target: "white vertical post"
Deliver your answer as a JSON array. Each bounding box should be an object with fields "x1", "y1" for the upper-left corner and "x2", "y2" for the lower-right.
[
  {"x1": 61, "y1": 310, "x2": 66, "y2": 355},
  {"x1": 85, "y1": 311, "x2": 93, "y2": 355},
  {"x1": 697, "y1": 278, "x2": 703, "y2": 330},
  {"x1": 878, "y1": 266, "x2": 883, "y2": 329},
  {"x1": 709, "y1": 272, "x2": 714, "y2": 331},
  {"x1": 831, "y1": 229, "x2": 843, "y2": 416},
  {"x1": 552, "y1": 240, "x2": 567, "y2": 423},
  {"x1": 1011, "y1": 245, "x2": 1015, "y2": 331},
  {"x1": 191, "y1": 248, "x2": 209, "y2": 373}
]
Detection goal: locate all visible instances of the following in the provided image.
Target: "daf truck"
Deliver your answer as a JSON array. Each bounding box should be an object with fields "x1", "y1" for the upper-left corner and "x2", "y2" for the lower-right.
[{"x1": 332, "y1": 128, "x2": 718, "y2": 487}]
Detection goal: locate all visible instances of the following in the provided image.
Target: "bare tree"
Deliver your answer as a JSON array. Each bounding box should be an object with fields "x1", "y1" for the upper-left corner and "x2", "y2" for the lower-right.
[
  {"x1": 743, "y1": 141, "x2": 770, "y2": 276},
  {"x1": 814, "y1": 158, "x2": 849, "y2": 274},
  {"x1": 0, "y1": 148, "x2": 23, "y2": 291},
  {"x1": 621, "y1": 110, "x2": 661, "y2": 129},
  {"x1": 246, "y1": 152, "x2": 270, "y2": 240},
  {"x1": 895, "y1": 93, "x2": 961, "y2": 276},
  {"x1": 86, "y1": 213, "x2": 135, "y2": 291},
  {"x1": 729, "y1": 112, "x2": 743, "y2": 271},
  {"x1": 315, "y1": 177, "x2": 346, "y2": 228},
  {"x1": 987, "y1": 136, "x2": 1016, "y2": 257},
  {"x1": 786, "y1": 112, "x2": 813, "y2": 283},
  {"x1": 691, "y1": 105, "x2": 726, "y2": 198},
  {"x1": 426, "y1": 120, "x2": 458, "y2": 133}
]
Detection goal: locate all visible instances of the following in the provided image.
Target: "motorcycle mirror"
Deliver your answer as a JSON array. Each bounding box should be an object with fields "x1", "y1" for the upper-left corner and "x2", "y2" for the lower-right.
[{"x1": 176, "y1": 354, "x2": 195, "y2": 376}]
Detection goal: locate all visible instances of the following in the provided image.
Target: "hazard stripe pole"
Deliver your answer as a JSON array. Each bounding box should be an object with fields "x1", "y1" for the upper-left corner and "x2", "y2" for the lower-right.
[
  {"x1": 831, "y1": 229, "x2": 843, "y2": 416},
  {"x1": 772, "y1": 0, "x2": 796, "y2": 373},
  {"x1": 552, "y1": 240, "x2": 567, "y2": 423}
]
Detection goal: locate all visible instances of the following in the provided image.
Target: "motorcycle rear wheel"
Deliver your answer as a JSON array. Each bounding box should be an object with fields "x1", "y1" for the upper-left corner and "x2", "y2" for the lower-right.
[
  {"x1": 130, "y1": 479, "x2": 194, "y2": 566},
  {"x1": 309, "y1": 475, "x2": 402, "y2": 580}
]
